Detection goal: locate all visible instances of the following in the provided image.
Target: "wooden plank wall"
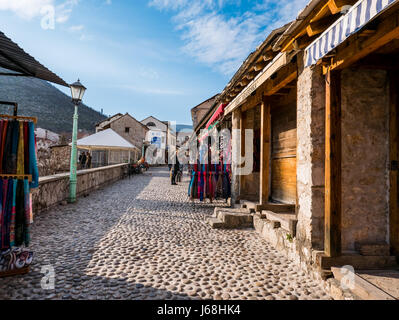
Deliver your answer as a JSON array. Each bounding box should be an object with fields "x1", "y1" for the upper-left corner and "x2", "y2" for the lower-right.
[{"x1": 271, "y1": 90, "x2": 297, "y2": 204}]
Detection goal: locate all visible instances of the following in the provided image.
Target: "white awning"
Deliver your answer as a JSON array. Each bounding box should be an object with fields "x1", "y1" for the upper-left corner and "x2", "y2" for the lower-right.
[
  {"x1": 72, "y1": 128, "x2": 139, "y2": 151},
  {"x1": 305, "y1": 0, "x2": 398, "y2": 67}
]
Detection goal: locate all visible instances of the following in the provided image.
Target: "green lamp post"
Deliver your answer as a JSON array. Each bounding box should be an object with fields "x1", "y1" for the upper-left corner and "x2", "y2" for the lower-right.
[{"x1": 68, "y1": 79, "x2": 86, "y2": 203}]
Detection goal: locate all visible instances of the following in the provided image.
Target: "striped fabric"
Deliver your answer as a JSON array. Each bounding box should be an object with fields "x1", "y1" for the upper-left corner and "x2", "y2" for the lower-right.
[{"x1": 305, "y1": 0, "x2": 398, "y2": 67}]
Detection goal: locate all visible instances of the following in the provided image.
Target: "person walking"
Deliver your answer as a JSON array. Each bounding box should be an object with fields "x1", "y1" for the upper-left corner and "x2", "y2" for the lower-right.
[
  {"x1": 79, "y1": 152, "x2": 83, "y2": 169},
  {"x1": 86, "y1": 152, "x2": 92, "y2": 169},
  {"x1": 81, "y1": 152, "x2": 87, "y2": 169},
  {"x1": 171, "y1": 152, "x2": 180, "y2": 185}
]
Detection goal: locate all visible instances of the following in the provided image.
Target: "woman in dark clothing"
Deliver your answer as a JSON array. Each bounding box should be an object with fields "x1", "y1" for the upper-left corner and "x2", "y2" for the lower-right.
[{"x1": 86, "y1": 152, "x2": 92, "y2": 169}]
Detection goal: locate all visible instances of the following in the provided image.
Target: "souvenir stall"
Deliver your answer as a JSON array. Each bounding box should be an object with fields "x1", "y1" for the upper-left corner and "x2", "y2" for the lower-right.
[
  {"x1": 0, "y1": 30, "x2": 68, "y2": 278},
  {"x1": 0, "y1": 102, "x2": 38, "y2": 277},
  {"x1": 188, "y1": 104, "x2": 232, "y2": 203}
]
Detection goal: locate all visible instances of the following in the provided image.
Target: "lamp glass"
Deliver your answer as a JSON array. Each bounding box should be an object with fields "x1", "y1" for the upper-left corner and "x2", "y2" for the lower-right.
[{"x1": 70, "y1": 79, "x2": 86, "y2": 103}]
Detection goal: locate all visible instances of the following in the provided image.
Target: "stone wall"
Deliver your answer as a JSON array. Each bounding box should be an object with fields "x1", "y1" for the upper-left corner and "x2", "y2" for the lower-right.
[
  {"x1": 341, "y1": 68, "x2": 390, "y2": 252},
  {"x1": 296, "y1": 61, "x2": 326, "y2": 252},
  {"x1": 32, "y1": 163, "x2": 128, "y2": 213},
  {"x1": 111, "y1": 115, "x2": 148, "y2": 154}
]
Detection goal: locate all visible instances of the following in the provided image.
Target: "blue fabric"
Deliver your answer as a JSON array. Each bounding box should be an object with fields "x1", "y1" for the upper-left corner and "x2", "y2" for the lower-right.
[{"x1": 28, "y1": 122, "x2": 39, "y2": 189}]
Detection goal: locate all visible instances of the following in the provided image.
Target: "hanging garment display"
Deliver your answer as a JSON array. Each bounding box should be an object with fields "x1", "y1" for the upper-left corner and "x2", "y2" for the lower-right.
[
  {"x1": 0, "y1": 116, "x2": 38, "y2": 276},
  {"x1": 188, "y1": 139, "x2": 232, "y2": 202}
]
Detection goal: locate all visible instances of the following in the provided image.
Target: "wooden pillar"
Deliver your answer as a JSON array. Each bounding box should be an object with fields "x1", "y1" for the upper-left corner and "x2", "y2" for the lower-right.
[
  {"x1": 260, "y1": 96, "x2": 271, "y2": 205},
  {"x1": 231, "y1": 109, "x2": 241, "y2": 206},
  {"x1": 389, "y1": 71, "x2": 399, "y2": 257},
  {"x1": 325, "y1": 69, "x2": 342, "y2": 258},
  {"x1": 240, "y1": 111, "x2": 246, "y2": 198}
]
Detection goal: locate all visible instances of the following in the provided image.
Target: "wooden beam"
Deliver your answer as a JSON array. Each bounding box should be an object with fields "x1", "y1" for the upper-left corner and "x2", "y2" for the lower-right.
[
  {"x1": 293, "y1": 35, "x2": 318, "y2": 50},
  {"x1": 281, "y1": 1, "x2": 332, "y2": 52},
  {"x1": 325, "y1": 69, "x2": 342, "y2": 258},
  {"x1": 245, "y1": 71, "x2": 256, "y2": 80},
  {"x1": 273, "y1": 88, "x2": 291, "y2": 96},
  {"x1": 329, "y1": 7, "x2": 399, "y2": 72},
  {"x1": 260, "y1": 96, "x2": 271, "y2": 205},
  {"x1": 328, "y1": 0, "x2": 357, "y2": 15},
  {"x1": 264, "y1": 62, "x2": 298, "y2": 97},
  {"x1": 306, "y1": 15, "x2": 338, "y2": 37},
  {"x1": 238, "y1": 78, "x2": 250, "y2": 87},
  {"x1": 254, "y1": 61, "x2": 267, "y2": 72},
  {"x1": 389, "y1": 71, "x2": 399, "y2": 257}
]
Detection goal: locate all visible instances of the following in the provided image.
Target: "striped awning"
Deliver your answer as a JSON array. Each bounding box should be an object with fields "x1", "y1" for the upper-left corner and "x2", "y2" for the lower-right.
[{"x1": 305, "y1": 0, "x2": 398, "y2": 67}]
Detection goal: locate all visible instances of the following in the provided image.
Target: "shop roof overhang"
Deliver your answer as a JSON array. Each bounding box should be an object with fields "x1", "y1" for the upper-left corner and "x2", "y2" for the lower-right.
[
  {"x1": 191, "y1": 24, "x2": 292, "y2": 136},
  {"x1": 0, "y1": 31, "x2": 68, "y2": 87},
  {"x1": 305, "y1": 0, "x2": 399, "y2": 67},
  {"x1": 224, "y1": 51, "x2": 297, "y2": 115}
]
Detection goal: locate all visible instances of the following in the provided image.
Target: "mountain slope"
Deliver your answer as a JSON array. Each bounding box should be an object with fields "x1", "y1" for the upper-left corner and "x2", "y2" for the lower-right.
[{"x1": 0, "y1": 75, "x2": 106, "y2": 133}]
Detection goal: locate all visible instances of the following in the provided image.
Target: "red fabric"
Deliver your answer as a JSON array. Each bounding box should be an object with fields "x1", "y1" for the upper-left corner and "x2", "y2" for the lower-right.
[{"x1": 205, "y1": 104, "x2": 226, "y2": 129}]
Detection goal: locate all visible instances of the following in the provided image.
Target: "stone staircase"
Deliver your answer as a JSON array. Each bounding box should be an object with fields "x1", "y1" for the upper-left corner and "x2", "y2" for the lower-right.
[{"x1": 206, "y1": 207, "x2": 254, "y2": 229}]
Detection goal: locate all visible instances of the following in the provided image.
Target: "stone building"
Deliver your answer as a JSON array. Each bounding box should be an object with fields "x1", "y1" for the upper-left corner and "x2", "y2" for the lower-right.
[
  {"x1": 141, "y1": 116, "x2": 176, "y2": 164},
  {"x1": 96, "y1": 113, "x2": 148, "y2": 159},
  {"x1": 191, "y1": 94, "x2": 219, "y2": 129},
  {"x1": 195, "y1": 0, "x2": 399, "y2": 279}
]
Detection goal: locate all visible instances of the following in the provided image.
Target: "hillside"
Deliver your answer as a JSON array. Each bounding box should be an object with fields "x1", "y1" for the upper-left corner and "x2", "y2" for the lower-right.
[{"x1": 0, "y1": 74, "x2": 106, "y2": 133}]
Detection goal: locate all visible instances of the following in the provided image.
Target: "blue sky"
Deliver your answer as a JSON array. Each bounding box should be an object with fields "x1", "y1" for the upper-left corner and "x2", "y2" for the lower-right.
[{"x1": 0, "y1": 0, "x2": 308, "y2": 125}]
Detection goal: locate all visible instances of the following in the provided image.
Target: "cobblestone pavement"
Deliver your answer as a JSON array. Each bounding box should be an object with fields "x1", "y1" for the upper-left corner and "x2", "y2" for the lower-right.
[{"x1": 0, "y1": 168, "x2": 331, "y2": 300}]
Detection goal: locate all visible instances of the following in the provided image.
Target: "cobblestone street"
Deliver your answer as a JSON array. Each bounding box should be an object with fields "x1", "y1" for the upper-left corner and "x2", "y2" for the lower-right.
[{"x1": 0, "y1": 168, "x2": 330, "y2": 300}]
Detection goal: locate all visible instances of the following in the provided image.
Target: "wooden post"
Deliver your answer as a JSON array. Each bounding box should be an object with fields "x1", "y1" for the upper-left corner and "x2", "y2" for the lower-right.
[
  {"x1": 325, "y1": 69, "x2": 342, "y2": 258},
  {"x1": 389, "y1": 71, "x2": 399, "y2": 257},
  {"x1": 240, "y1": 111, "x2": 246, "y2": 198},
  {"x1": 231, "y1": 109, "x2": 241, "y2": 206},
  {"x1": 260, "y1": 96, "x2": 271, "y2": 205}
]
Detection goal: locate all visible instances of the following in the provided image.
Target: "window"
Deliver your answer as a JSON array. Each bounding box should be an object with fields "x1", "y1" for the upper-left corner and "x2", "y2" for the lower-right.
[
  {"x1": 147, "y1": 122, "x2": 156, "y2": 127},
  {"x1": 125, "y1": 127, "x2": 130, "y2": 133}
]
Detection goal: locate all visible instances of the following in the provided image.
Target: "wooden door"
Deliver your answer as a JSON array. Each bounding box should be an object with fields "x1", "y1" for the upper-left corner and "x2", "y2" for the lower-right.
[{"x1": 271, "y1": 102, "x2": 297, "y2": 204}]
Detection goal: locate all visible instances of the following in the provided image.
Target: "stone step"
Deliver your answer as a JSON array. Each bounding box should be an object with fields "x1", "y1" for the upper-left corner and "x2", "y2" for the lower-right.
[
  {"x1": 240, "y1": 201, "x2": 258, "y2": 213},
  {"x1": 206, "y1": 217, "x2": 224, "y2": 229},
  {"x1": 256, "y1": 203, "x2": 296, "y2": 213},
  {"x1": 316, "y1": 252, "x2": 399, "y2": 270},
  {"x1": 209, "y1": 207, "x2": 254, "y2": 229},
  {"x1": 263, "y1": 211, "x2": 297, "y2": 236},
  {"x1": 213, "y1": 207, "x2": 249, "y2": 217},
  {"x1": 331, "y1": 267, "x2": 396, "y2": 300}
]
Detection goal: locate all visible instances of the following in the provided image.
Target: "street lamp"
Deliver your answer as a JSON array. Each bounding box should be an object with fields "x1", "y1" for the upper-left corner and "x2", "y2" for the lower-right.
[{"x1": 68, "y1": 79, "x2": 86, "y2": 203}]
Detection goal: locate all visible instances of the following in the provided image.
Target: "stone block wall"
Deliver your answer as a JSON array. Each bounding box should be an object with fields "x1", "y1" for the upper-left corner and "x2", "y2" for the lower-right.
[
  {"x1": 296, "y1": 60, "x2": 326, "y2": 252},
  {"x1": 111, "y1": 115, "x2": 148, "y2": 154},
  {"x1": 341, "y1": 68, "x2": 390, "y2": 252},
  {"x1": 32, "y1": 163, "x2": 128, "y2": 213}
]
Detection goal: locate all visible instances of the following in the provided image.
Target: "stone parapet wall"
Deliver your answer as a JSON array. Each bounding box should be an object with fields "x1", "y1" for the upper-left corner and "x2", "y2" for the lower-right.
[{"x1": 32, "y1": 163, "x2": 128, "y2": 213}]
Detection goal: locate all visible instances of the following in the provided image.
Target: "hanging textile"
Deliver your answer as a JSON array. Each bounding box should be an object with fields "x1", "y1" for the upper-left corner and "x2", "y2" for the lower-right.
[
  {"x1": 188, "y1": 132, "x2": 232, "y2": 202},
  {"x1": 0, "y1": 116, "x2": 37, "y2": 275}
]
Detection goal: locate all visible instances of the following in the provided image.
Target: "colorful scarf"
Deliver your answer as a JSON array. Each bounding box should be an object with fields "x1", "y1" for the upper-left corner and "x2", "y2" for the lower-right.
[
  {"x1": 17, "y1": 122, "x2": 24, "y2": 175},
  {"x1": 28, "y1": 122, "x2": 39, "y2": 189}
]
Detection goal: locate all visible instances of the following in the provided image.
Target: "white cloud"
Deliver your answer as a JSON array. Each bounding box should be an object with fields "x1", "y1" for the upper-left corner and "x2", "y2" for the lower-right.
[
  {"x1": 69, "y1": 24, "x2": 84, "y2": 32},
  {"x1": 0, "y1": 0, "x2": 53, "y2": 19},
  {"x1": 149, "y1": 0, "x2": 309, "y2": 75},
  {"x1": 0, "y1": 0, "x2": 78, "y2": 23}
]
